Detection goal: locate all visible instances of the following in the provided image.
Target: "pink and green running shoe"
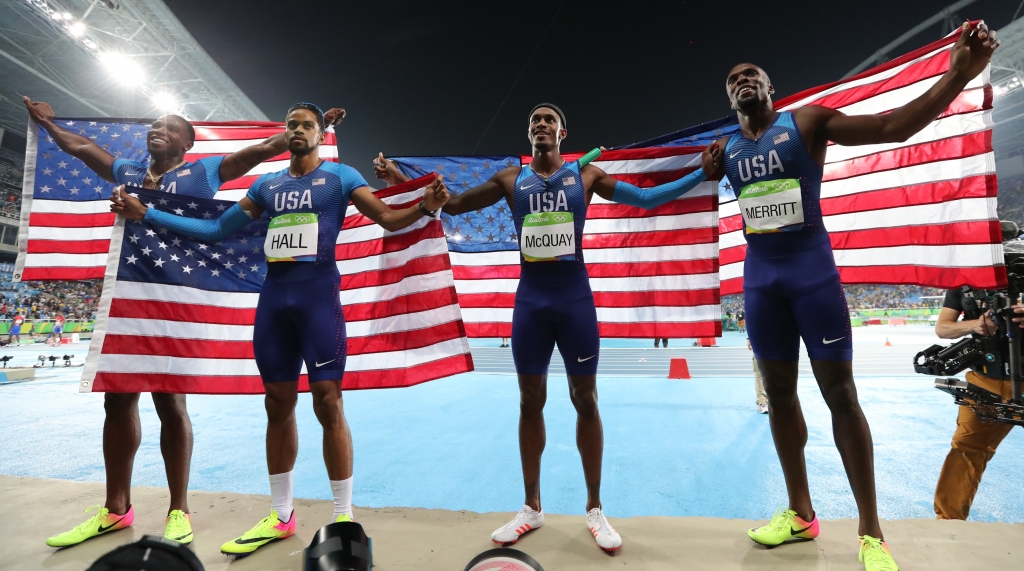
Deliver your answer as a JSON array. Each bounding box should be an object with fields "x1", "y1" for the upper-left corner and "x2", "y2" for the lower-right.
[
  {"x1": 46, "y1": 505, "x2": 134, "y2": 548},
  {"x1": 747, "y1": 507, "x2": 819, "y2": 547}
]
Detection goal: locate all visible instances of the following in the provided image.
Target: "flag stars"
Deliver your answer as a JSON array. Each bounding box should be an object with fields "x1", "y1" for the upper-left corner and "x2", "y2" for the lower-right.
[
  {"x1": 182, "y1": 265, "x2": 193, "y2": 274},
  {"x1": 211, "y1": 269, "x2": 221, "y2": 277},
  {"x1": 210, "y1": 252, "x2": 221, "y2": 260},
  {"x1": 145, "y1": 229, "x2": 157, "y2": 237},
  {"x1": 65, "y1": 121, "x2": 75, "y2": 127},
  {"x1": 197, "y1": 244, "x2": 208, "y2": 250},
  {"x1": 70, "y1": 168, "x2": 80, "y2": 177},
  {"x1": 157, "y1": 241, "x2": 168, "y2": 250},
  {"x1": 42, "y1": 168, "x2": 53, "y2": 176},
  {"x1": 141, "y1": 246, "x2": 153, "y2": 256},
  {"x1": 215, "y1": 204, "x2": 227, "y2": 211},
  {"x1": 197, "y1": 259, "x2": 207, "y2": 267},
  {"x1": 226, "y1": 248, "x2": 235, "y2": 255},
  {"x1": 125, "y1": 255, "x2": 138, "y2": 264},
  {"x1": 224, "y1": 261, "x2": 234, "y2": 270},
  {"x1": 129, "y1": 234, "x2": 140, "y2": 243},
  {"x1": 238, "y1": 255, "x2": 248, "y2": 264},
  {"x1": 39, "y1": 185, "x2": 51, "y2": 193},
  {"x1": 57, "y1": 160, "x2": 68, "y2": 169},
  {"x1": 170, "y1": 254, "x2": 180, "y2": 262},
  {"x1": 158, "y1": 198, "x2": 169, "y2": 206},
  {"x1": 187, "y1": 202, "x2": 198, "y2": 209},
  {"x1": 69, "y1": 187, "x2": 80, "y2": 195},
  {"x1": 184, "y1": 248, "x2": 194, "y2": 257},
  {"x1": 250, "y1": 265, "x2": 260, "y2": 273},
  {"x1": 82, "y1": 176, "x2": 92, "y2": 185},
  {"x1": 145, "y1": 202, "x2": 155, "y2": 208},
  {"x1": 153, "y1": 258, "x2": 166, "y2": 268},
  {"x1": 202, "y1": 211, "x2": 213, "y2": 219},
  {"x1": 122, "y1": 125, "x2": 131, "y2": 131},
  {"x1": 56, "y1": 177, "x2": 67, "y2": 186},
  {"x1": 173, "y1": 208, "x2": 184, "y2": 215},
  {"x1": 94, "y1": 186, "x2": 104, "y2": 193},
  {"x1": 171, "y1": 238, "x2": 181, "y2": 246}
]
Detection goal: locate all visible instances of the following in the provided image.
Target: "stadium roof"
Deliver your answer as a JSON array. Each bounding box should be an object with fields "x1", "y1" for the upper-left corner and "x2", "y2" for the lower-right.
[
  {"x1": 991, "y1": 15, "x2": 1024, "y2": 164},
  {"x1": 0, "y1": 0, "x2": 267, "y2": 137}
]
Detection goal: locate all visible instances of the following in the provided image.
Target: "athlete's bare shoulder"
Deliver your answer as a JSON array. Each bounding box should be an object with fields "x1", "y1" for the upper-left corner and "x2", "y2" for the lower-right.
[{"x1": 492, "y1": 165, "x2": 521, "y2": 194}]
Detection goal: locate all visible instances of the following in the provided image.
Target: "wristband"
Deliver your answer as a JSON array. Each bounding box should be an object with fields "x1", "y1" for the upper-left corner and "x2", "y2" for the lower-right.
[{"x1": 418, "y1": 201, "x2": 437, "y2": 218}]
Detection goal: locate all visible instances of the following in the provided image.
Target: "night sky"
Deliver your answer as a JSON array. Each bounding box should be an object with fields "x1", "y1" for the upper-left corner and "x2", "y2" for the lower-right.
[{"x1": 164, "y1": 0, "x2": 1017, "y2": 181}]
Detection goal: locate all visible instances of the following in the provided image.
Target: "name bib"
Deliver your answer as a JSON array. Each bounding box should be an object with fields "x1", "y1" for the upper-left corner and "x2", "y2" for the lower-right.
[
  {"x1": 739, "y1": 178, "x2": 804, "y2": 234},
  {"x1": 520, "y1": 211, "x2": 575, "y2": 262},
  {"x1": 266, "y1": 213, "x2": 318, "y2": 262}
]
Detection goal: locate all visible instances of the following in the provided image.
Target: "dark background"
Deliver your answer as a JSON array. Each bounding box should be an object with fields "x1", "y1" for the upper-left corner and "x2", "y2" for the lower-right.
[{"x1": 164, "y1": 0, "x2": 1017, "y2": 180}]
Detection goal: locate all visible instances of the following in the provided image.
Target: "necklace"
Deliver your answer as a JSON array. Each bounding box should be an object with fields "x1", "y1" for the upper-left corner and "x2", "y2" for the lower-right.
[
  {"x1": 532, "y1": 158, "x2": 565, "y2": 180},
  {"x1": 145, "y1": 159, "x2": 187, "y2": 189}
]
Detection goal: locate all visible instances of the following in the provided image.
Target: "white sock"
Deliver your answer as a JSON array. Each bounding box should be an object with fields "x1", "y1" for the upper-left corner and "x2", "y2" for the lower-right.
[
  {"x1": 330, "y1": 477, "x2": 353, "y2": 520},
  {"x1": 269, "y1": 471, "x2": 294, "y2": 522}
]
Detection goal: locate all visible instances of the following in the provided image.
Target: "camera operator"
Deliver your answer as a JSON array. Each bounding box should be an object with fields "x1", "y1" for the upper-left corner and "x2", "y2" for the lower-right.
[{"x1": 932, "y1": 221, "x2": 1024, "y2": 520}]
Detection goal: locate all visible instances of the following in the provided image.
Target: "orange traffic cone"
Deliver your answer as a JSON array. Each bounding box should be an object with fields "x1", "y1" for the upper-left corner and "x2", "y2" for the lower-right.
[{"x1": 884, "y1": 338, "x2": 892, "y2": 347}]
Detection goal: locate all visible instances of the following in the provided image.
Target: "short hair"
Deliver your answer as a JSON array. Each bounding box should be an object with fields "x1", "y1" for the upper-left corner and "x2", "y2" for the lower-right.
[
  {"x1": 529, "y1": 103, "x2": 566, "y2": 128},
  {"x1": 286, "y1": 102, "x2": 325, "y2": 132},
  {"x1": 165, "y1": 115, "x2": 195, "y2": 144}
]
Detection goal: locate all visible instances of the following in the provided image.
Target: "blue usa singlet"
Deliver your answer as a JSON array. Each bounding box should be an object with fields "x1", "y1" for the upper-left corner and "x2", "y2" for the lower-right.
[
  {"x1": 244, "y1": 161, "x2": 369, "y2": 382},
  {"x1": 511, "y1": 161, "x2": 600, "y2": 376},
  {"x1": 723, "y1": 111, "x2": 852, "y2": 361}
]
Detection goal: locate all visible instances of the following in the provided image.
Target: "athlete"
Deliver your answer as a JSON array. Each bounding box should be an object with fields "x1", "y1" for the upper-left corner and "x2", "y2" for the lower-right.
[
  {"x1": 701, "y1": 22, "x2": 1000, "y2": 571},
  {"x1": 51, "y1": 313, "x2": 65, "y2": 344},
  {"x1": 25, "y1": 95, "x2": 347, "y2": 548},
  {"x1": 9, "y1": 312, "x2": 24, "y2": 345},
  {"x1": 377, "y1": 103, "x2": 706, "y2": 552},
  {"x1": 112, "y1": 102, "x2": 449, "y2": 557}
]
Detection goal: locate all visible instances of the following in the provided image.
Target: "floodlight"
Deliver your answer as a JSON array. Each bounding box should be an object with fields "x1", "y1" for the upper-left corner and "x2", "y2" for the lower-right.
[
  {"x1": 152, "y1": 92, "x2": 179, "y2": 112},
  {"x1": 82, "y1": 38, "x2": 96, "y2": 49},
  {"x1": 69, "y1": 22, "x2": 85, "y2": 37},
  {"x1": 100, "y1": 52, "x2": 144, "y2": 84}
]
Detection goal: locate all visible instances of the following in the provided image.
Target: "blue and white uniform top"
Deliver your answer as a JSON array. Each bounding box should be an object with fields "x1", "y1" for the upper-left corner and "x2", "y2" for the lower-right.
[
  {"x1": 513, "y1": 161, "x2": 588, "y2": 281},
  {"x1": 722, "y1": 111, "x2": 827, "y2": 258},
  {"x1": 112, "y1": 156, "x2": 225, "y2": 198},
  {"x1": 245, "y1": 161, "x2": 369, "y2": 272}
]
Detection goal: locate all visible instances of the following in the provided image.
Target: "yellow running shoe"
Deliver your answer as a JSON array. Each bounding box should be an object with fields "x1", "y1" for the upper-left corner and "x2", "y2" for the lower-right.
[
  {"x1": 334, "y1": 513, "x2": 353, "y2": 523},
  {"x1": 164, "y1": 510, "x2": 193, "y2": 545},
  {"x1": 747, "y1": 507, "x2": 819, "y2": 547},
  {"x1": 220, "y1": 510, "x2": 295, "y2": 556},
  {"x1": 46, "y1": 505, "x2": 134, "y2": 548},
  {"x1": 859, "y1": 535, "x2": 899, "y2": 571}
]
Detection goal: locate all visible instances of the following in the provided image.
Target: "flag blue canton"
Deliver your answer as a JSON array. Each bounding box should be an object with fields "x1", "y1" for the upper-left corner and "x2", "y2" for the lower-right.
[
  {"x1": 34, "y1": 120, "x2": 151, "y2": 202},
  {"x1": 393, "y1": 156, "x2": 520, "y2": 253},
  {"x1": 619, "y1": 116, "x2": 742, "y2": 149},
  {"x1": 117, "y1": 187, "x2": 269, "y2": 293}
]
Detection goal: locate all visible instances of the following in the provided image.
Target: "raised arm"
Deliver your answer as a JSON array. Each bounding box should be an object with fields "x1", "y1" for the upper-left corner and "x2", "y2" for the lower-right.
[
  {"x1": 219, "y1": 108, "x2": 346, "y2": 182},
  {"x1": 807, "y1": 21, "x2": 999, "y2": 147},
  {"x1": 350, "y1": 178, "x2": 450, "y2": 232},
  {"x1": 442, "y1": 167, "x2": 517, "y2": 216},
  {"x1": 586, "y1": 164, "x2": 707, "y2": 209},
  {"x1": 111, "y1": 187, "x2": 261, "y2": 242},
  {"x1": 23, "y1": 96, "x2": 116, "y2": 182}
]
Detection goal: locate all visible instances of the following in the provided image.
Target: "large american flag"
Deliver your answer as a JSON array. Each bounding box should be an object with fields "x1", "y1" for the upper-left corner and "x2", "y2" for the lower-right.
[
  {"x1": 393, "y1": 147, "x2": 721, "y2": 338},
  {"x1": 14, "y1": 120, "x2": 336, "y2": 281},
  {"x1": 706, "y1": 26, "x2": 1003, "y2": 294},
  {"x1": 81, "y1": 176, "x2": 472, "y2": 394}
]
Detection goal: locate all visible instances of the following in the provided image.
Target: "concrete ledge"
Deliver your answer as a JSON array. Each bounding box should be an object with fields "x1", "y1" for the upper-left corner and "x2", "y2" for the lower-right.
[{"x1": 1, "y1": 475, "x2": 1019, "y2": 570}]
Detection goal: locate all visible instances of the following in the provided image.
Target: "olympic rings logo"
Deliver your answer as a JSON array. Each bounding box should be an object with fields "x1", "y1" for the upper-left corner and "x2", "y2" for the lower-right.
[
  {"x1": 291, "y1": 214, "x2": 314, "y2": 224},
  {"x1": 551, "y1": 213, "x2": 569, "y2": 223}
]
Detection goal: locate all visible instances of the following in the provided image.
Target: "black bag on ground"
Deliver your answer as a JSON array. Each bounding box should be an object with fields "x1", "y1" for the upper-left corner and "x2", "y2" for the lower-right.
[{"x1": 86, "y1": 535, "x2": 204, "y2": 571}]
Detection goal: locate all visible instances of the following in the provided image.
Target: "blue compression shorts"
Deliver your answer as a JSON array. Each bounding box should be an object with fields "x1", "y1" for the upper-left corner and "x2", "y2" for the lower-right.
[
  {"x1": 253, "y1": 264, "x2": 348, "y2": 383},
  {"x1": 512, "y1": 265, "x2": 600, "y2": 376},
  {"x1": 744, "y1": 243, "x2": 853, "y2": 362},
  {"x1": 9, "y1": 325, "x2": 20, "y2": 336}
]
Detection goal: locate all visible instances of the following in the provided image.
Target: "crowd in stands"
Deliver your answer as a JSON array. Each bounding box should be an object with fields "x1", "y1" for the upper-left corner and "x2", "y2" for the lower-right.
[
  {"x1": 722, "y1": 284, "x2": 945, "y2": 315},
  {"x1": 998, "y1": 175, "x2": 1023, "y2": 229},
  {"x1": 0, "y1": 155, "x2": 23, "y2": 219},
  {"x1": 0, "y1": 265, "x2": 100, "y2": 322}
]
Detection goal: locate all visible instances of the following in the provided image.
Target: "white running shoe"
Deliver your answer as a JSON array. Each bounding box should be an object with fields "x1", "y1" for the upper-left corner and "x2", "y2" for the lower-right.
[
  {"x1": 586, "y1": 507, "x2": 622, "y2": 552},
  {"x1": 491, "y1": 505, "x2": 544, "y2": 544}
]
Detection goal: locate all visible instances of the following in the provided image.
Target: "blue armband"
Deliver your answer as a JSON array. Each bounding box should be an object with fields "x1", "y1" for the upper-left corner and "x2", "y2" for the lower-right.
[
  {"x1": 143, "y1": 202, "x2": 254, "y2": 242},
  {"x1": 612, "y1": 168, "x2": 707, "y2": 210}
]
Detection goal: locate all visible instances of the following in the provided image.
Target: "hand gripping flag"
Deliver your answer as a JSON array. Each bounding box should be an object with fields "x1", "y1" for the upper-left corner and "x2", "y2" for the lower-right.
[{"x1": 81, "y1": 175, "x2": 472, "y2": 394}]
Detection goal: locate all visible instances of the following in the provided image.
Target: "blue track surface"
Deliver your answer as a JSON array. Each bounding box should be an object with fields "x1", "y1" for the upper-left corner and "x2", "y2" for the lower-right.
[{"x1": 2, "y1": 343, "x2": 1022, "y2": 523}]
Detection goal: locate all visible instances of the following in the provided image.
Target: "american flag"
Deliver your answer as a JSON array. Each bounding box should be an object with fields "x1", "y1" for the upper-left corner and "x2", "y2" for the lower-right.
[
  {"x1": 394, "y1": 146, "x2": 722, "y2": 338},
  {"x1": 703, "y1": 26, "x2": 1004, "y2": 294},
  {"x1": 81, "y1": 176, "x2": 472, "y2": 394},
  {"x1": 14, "y1": 119, "x2": 336, "y2": 281}
]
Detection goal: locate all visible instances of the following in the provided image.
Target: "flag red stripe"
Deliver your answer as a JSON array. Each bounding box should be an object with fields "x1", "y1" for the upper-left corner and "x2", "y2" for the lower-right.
[
  {"x1": 26, "y1": 239, "x2": 111, "y2": 254},
  {"x1": 719, "y1": 245, "x2": 747, "y2": 266},
  {"x1": 335, "y1": 223, "x2": 441, "y2": 261},
  {"x1": 803, "y1": 49, "x2": 949, "y2": 111},
  {"x1": 587, "y1": 194, "x2": 714, "y2": 220},
  {"x1": 20, "y1": 267, "x2": 105, "y2": 280},
  {"x1": 102, "y1": 334, "x2": 252, "y2": 358},
  {"x1": 823, "y1": 130, "x2": 991, "y2": 182},
  {"x1": 342, "y1": 353, "x2": 475, "y2": 390},
  {"x1": 346, "y1": 321, "x2": 465, "y2": 355},
  {"x1": 108, "y1": 298, "x2": 255, "y2": 324},
  {"x1": 91, "y1": 373, "x2": 308, "y2": 394},
  {"x1": 343, "y1": 286, "x2": 460, "y2": 322},
  {"x1": 583, "y1": 228, "x2": 716, "y2": 249},
  {"x1": 829, "y1": 221, "x2": 1000, "y2": 250},
  {"x1": 838, "y1": 264, "x2": 1006, "y2": 289},
  {"x1": 451, "y1": 258, "x2": 719, "y2": 281},
  {"x1": 464, "y1": 322, "x2": 511, "y2": 337},
  {"x1": 29, "y1": 212, "x2": 116, "y2": 228},
  {"x1": 341, "y1": 254, "x2": 451, "y2": 289},
  {"x1": 598, "y1": 321, "x2": 721, "y2": 338},
  {"x1": 820, "y1": 175, "x2": 997, "y2": 216}
]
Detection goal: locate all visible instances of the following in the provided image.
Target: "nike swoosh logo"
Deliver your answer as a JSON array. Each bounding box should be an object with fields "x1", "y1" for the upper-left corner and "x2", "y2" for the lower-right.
[
  {"x1": 233, "y1": 535, "x2": 281, "y2": 544},
  {"x1": 520, "y1": 184, "x2": 538, "y2": 190},
  {"x1": 822, "y1": 337, "x2": 845, "y2": 345},
  {"x1": 729, "y1": 151, "x2": 741, "y2": 159},
  {"x1": 170, "y1": 531, "x2": 193, "y2": 541},
  {"x1": 97, "y1": 515, "x2": 129, "y2": 533},
  {"x1": 577, "y1": 355, "x2": 595, "y2": 362},
  {"x1": 270, "y1": 183, "x2": 283, "y2": 189},
  {"x1": 791, "y1": 524, "x2": 812, "y2": 536},
  {"x1": 315, "y1": 359, "x2": 335, "y2": 367}
]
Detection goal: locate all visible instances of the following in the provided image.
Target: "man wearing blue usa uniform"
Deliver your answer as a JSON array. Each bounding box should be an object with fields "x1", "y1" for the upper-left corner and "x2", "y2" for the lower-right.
[
  {"x1": 114, "y1": 102, "x2": 450, "y2": 557},
  {"x1": 379, "y1": 103, "x2": 706, "y2": 552},
  {"x1": 24, "y1": 96, "x2": 341, "y2": 548},
  {"x1": 702, "y1": 22, "x2": 1000, "y2": 571}
]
